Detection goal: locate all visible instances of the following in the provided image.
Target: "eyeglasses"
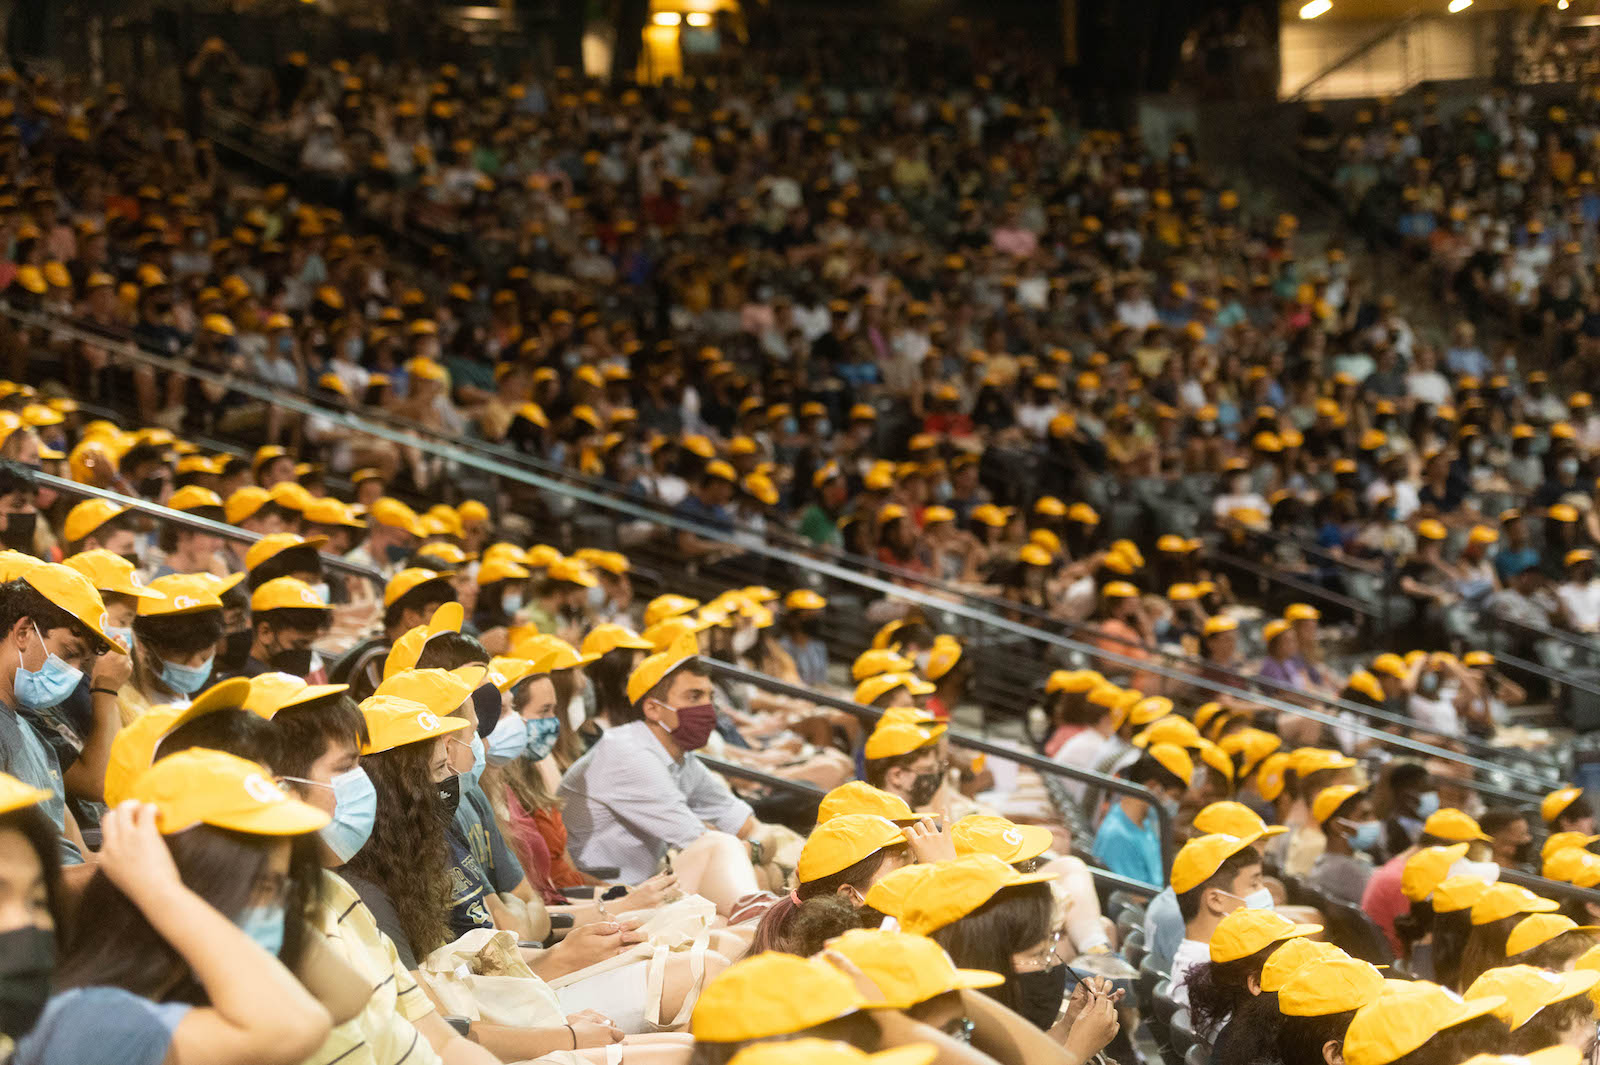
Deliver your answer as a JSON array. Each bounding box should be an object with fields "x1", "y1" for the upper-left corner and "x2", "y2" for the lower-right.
[
  {"x1": 941, "y1": 1017, "x2": 975, "y2": 1044},
  {"x1": 1013, "y1": 930, "x2": 1067, "y2": 974}
]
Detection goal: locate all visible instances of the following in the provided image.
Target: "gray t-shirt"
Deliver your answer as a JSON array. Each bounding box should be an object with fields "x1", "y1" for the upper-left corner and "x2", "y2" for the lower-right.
[
  {"x1": 0, "y1": 702, "x2": 81, "y2": 863},
  {"x1": 1311, "y1": 851, "x2": 1375, "y2": 907},
  {"x1": 13, "y1": 987, "x2": 189, "y2": 1065}
]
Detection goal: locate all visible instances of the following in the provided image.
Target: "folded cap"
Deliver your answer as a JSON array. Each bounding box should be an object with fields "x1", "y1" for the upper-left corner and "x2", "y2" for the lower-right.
[
  {"x1": 863, "y1": 717, "x2": 944, "y2": 759},
  {"x1": 1505, "y1": 912, "x2": 1600, "y2": 956},
  {"x1": 950, "y1": 814, "x2": 1053, "y2": 864},
  {"x1": 129, "y1": 748, "x2": 330, "y2": 836},
  {"x1": 1401, "y1": 844, "x2": 1471, "y2": 902},
  {"x1": 1431, "y1": 874, "x2": 1495, "y2": 914},
  {"x1": 1259, "y1": 938, "x2": 1344, "y2": 993},
  {"x1": 579, "y1": 623, "x2": 654, "y2": 657},
  {"x1": 62, "y1": 498, "x2": 127, "y2": 544},
  {"x1": 358, "y1": 693, "x2": 473, "y2": 754},
  {"x1": 690, "y1": 953, "x2": 863, "y2": 1042},
  {"x1": 242, "y1": 672, "x2": 349, "y2": 719},
  {"x1": 1192, "y1": 800, "x2": 1287, "y2": 839},
  {"x1": 383, "y1": 602, "x2": 464, "y2": 679},
  {"x1": 1343, "y1": 982, "x2": 1506, "y2": 1065},
  {"x1": 1471, "y1": 883, "x2": 1560, "y2": 925},
  {"x1": 251, "y1": 576, "x2": 332, "y2": 614},
  {"x1": 62, "y1": 549, "x2": 164, "y2": 600},
  {"x1": 856, "y1": 672, "x2": 936, "y2": 709},
  {"x1": 797, "y1": 814, "x2": 906, "y2": 883},
  {"x1": 827, "y1": 929, "x2": 1003, "y2": 1010},
  {"x1": 1277, "y1": 955, "x2": 1386, "y2": 1017},
  {"x1": 1542, "y1": 786, "x2": 1584, "y2": 824},
  {"x1": 372, "y1": 666, "x2": 486, "y2": 721},
  {"x1": 1210, "y1": 907, "x2": 1322, "y2": 963},
  {"x1": 726, "y1": 1042, "x2": 936, "y2": 1065},
  {"x1": 1423, "y1": 808, "x2": 1490, "y2": 842},
  {"x1": 1311, "y1": 784, "x2": 1368, "y2": 827},
  {"x1": 1465, "y1": 964, "x2": 1600, "y2": 1029},
  {"x1": 817, "y1": 781, "x2": 928, "y2": 825},
  {"x1": 898, "y1": 854, "x2": 1055, "y2": 936},
  {"x1": 1171, "y1": 831, "x2": 1263, "y2": 894}
]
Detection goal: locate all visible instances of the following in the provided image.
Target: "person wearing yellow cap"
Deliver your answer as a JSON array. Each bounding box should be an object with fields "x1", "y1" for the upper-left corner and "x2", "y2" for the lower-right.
[
  {"x1": 1342, "y1": 979, "x2": 1511, "y2": 1065},
  {"x1": 1309, "y1": 784, "x2": 1379, "y2": 905},
  {"x1": 1274, "y1": 954, "x2": 1387, "y2": 1065},
  {"x1": 60, "y1": 497, "x2": 136, "y2": 559},
  {"x1": 1090, "y1": 743, "x2": 1191, "y2": 888},
  {"x1": 1543, "y1": 786, "x2": 1596, "y2": 836},
  {"x1": 1167, "y1": 831, "x2": 1269, "y2": 1007},
  {"x1": 862, "y1": 712, "x2": 947, "y2": 814},
  {"x1": 1467, "y1": 963, "x2": 1600, "y2": 1055},
  {"x1": 12, "y1": 750, "x2": 335, "y2": 1065},
  {"x1": 777, "y1": 587, "x2": 830, "y2": 687},
  {"x1": 345, "y1": 497, "x2": 421, "y2": 581},
  {"x1": 690, "y1": 951, "x2": 879, "y2": 1058},
  {"x1": 0, "y1": 768, "x2": 69, "y2": 1041},
  {"x1": 1186, "y1": 906, "x2": 1322, "y2": 1044},
  {"x1": 332, "y1": 569, "x2": 459, "y2": 700},
  {"x1": 244, "y1": 577, "x2": 333, "y2": 682}
]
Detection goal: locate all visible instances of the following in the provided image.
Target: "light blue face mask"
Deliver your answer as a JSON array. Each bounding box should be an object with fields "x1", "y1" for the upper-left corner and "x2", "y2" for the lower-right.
[
  {"x1": 319, "y1": 766, "x2": 377, "y2": 863},
  {"x1": 502, "y1": 592, "x2": 524, "y2": 616},
  {"x1": 105, "y1": 626, "x2": 133, "y2": 653},
  {"x1": 1416, "y1": 791, "x2": 1441, "y2": 818},
  {"x1": 237, "y1": 904, "x2": 286, "y2": 956},
  {"x1": 161, "y1": 654, "x2": 215, "y2": 696},
  {"x1": 464, "y1": 734, "x2": 486, "y2": 788},
  {"x1": 526, "y1": 716, "x2": 562, "y2": 761},
  {"x1": 14, "y1": 625, "x2": 83, "y2": 709},
  {"x1": 1342, "y1": 819, "x2": 1382, "y2": 853},
  {"x1": 485, "y1": 711, "x2": 528, "y2": 766}
]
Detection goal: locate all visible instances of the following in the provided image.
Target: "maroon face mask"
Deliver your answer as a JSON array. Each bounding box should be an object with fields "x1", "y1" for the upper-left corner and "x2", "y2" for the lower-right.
[{"x1": 665, "y1": 702, "x2": 717, "y2": 751}]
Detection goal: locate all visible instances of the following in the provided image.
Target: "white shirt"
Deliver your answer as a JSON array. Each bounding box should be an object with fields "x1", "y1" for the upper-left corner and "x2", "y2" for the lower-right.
[
  {"x1": 1170, "y1": 938, "x2": 1209, "y2": 1007},
  {"x1": 1054, "y1": 728, "x2": 1114, "y2": 802},
  {"x1": 1558, "y1": 579, "x2": 1600, "y2": 632}
]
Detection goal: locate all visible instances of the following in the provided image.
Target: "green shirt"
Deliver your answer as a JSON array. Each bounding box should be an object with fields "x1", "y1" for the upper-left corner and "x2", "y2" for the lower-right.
[{"x1": 799, "y1": 504, "x2": 841, "y2": 548}]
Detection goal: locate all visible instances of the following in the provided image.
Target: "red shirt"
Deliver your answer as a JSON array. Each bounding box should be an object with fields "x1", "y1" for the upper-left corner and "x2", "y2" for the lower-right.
[{"x1": 1360, "y1": 848, "x2": 1413, "y2": 956}]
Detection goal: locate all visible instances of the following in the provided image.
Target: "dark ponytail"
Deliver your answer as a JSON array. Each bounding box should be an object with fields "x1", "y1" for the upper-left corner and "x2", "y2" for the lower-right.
[{"x1": 1181, "y1": 942, "x2": 1276, "y2": 1037}]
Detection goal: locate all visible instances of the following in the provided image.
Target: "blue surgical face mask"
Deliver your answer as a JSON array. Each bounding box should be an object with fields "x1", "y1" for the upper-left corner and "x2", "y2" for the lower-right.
[
  {"x1": 319, "y1": 766, "x2": 376, "y2": 863},
  {"x1": 462, "y1": 734, "x2": 486, "y2": 789},
  {"x1": 585, "y1": 583, "x2": 607, "y2": 610},
  {"x1": 237, "y1": 904, "x2": 286, "y2": 956},
  {"x1": 526, "y1": 716, "x2": 561, "y2": 760},
  {"x1": 105, "y1": 626, "x2": 133, "y2": 653},
  {"x1": 502, "y1": 591, "x2": 524, "y2": 616},
  {"x1": 1416, "y1": 791, "x2": 1441, "y2": 817},
  {"x1": 277, "y1": 334, "x2": 294, "y2": 355},
  {"x1": 310, "y1": 583, "x2": 331, "y2": 605},
  {"x1": 14, "y1": 625, "x2": 84, "y2": 709},
  {"x1": 161, "y1": 654, "x2": 215, "y2": 695},
  {"x1": 485, "y1": 711, "x2": 528, "y2": 766},
  {"x1": 1342, "y1": 819, "x2": 1381, "y2": 853}
]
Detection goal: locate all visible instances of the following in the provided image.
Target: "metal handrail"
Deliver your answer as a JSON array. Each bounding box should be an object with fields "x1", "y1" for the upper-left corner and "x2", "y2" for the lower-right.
[
  {"x1": 5, "y1": 304, "x2": 1552, "y2": 794},
  {"x1": 34, "y1": 470, "x2": 385, "y2": 584},
  {"x1": 697, "y1": 754, "x2": 825, "y2": 796},
  {"x1": 1497, "y1": 866, "x2": 1600, "y2": 908}
]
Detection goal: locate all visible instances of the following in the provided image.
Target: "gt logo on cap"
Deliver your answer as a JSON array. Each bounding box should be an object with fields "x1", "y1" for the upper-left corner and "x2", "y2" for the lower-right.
[
  {"x1": 416, "y1": 711, "x2": 440, "y2": 731},
  {"x1": 171, "y1": 595, "x2": 200, "y2": 610},
  {"x1": 300, "y1": 588, "x2": 320, "y2": 605},
  {"x1": 1003, "y1": 828, "x2": 1023, "y2": 847},
  {"x1": 244, "y1": 773, "x2": 287, "y2": 804}
]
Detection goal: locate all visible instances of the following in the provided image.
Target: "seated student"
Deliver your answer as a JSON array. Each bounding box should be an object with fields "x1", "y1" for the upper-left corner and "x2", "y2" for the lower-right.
[
  {"x1": 688, "y1": 953, "x2": 884, "y2": 1065},
  {"x1": 861, "y1": 715, "x2": 948, "y2": 815},
  {"x1": 1458, "y1": 883, "x2": 1563, "y2": 990},
  {"x1": 1543, "y1": 786, "x2": 1595, "y2": 836},
  {"x1": 343, "y1": 498, "x2": 421, "y2": 581},
  {"x1": 1393, "y1": 844, "x2": 1477, "y2": 983},
  {"x1": 1166, "y1": 831, "x2": 1268, "y2": 1004},
  {"x1": 1466, "y1": 964, "x2": 1600, "y2": 1054},
  {"x1": 1040, "y1": 669, "x2": 1104, "y2": 758},
  {"x1": 16, "y1": 749, "x2": 333, "y2": 1065},
  {"x1": 1180, "y1": 906, "x2": 1320, "y2": 1041},
  {"x1": 951, "y1": 814, "x2": 1110, "y2": 956},
  {"x1": 154, "y1": 486, "x2": 231, "y2": 579},
  {"x1": 245, "y1": 534, "x2": 328, "y2": 599},
  {"x1": 1427, "y1": 874, "x2": 1493, "y2": 992},
  {"x1": 1143, "y1": 800, "x2": 1284, "y2": 974},
  {"x1": 244, "y1": 577, "x2": 333, "y2": 681},
  {"x1": 1309, "y1": 784, "x2": 1379, "y2": 905},
  {"x1": 1363, "y1": 805, "x2": 1494, "y2": 957},
  {"x1": 1090, "y1": 745, "x2": 1191, "y2": 888},
  {"x1": 1339, "y1": 979, "x2": 1510, "y2": 1065},
  {"x1": 60, "y1": 498, "x2": 137, "y2": 561},
  {"x1": 1274, "y1": 954, "x2": 1388, "y2": 1065},
  {"x1": 0, "y1": 770, "x2": 65, "y2": 1049},
  {"x1": 1214, "y1": 937, "x2": 1341, "y2": 1063},
  {"x1": 0, "y1": 563, "x2": 125, "y2": 866},
  {"x1": 119, "y1": 573, "x2": 234, "y2": 724},
  {"x1": 1050, "y1": 683, "x2": 1126, "y2": 802},
  {"x1": 329, "y1": 568, "x2": 457, "y2": 698},
  {"x1": 559, "y1": 636, "x2": 766, "y2": 908}
]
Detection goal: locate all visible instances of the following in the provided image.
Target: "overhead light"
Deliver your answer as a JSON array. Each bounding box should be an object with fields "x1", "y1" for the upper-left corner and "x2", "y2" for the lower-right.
[
  {"x1": 685, "y1": 11, "x2": 712, "y2": 26},
  {"x1": 1448, "y1": 0, "x2": 1471, "y2": 11},
  {"x1": 651, "y1": 11, "x2": 682, "y2": 25},
  {"x1": 1559, "y1": 0, "x2": 1569, "y2": 9},
  {"x1": 1300, "y1": 0, "x2": 1331, "y2": 17}
]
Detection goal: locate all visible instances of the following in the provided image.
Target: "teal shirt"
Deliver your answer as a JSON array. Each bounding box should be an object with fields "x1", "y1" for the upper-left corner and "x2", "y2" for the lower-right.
[{"x1": 1092, "y1": 802, "x2": 1163, "y2": 887}]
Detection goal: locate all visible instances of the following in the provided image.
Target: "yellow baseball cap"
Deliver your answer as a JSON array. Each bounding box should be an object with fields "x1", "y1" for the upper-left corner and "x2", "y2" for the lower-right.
[
  {"x1": 785, "y1": 589, "x2": 827, "y2": 611},
  {"x1": 817, "y1": 781, "x2": 926, "y2": 825},
  {"x1": 383, "y1": 567, "x2": 453, "y2": 608},
  {"x1": 1210, "y1": 907, "x2": 1322, "y2": 963},
  {"x1": 250, "y1": 576, "x2": 333, "y2": 614},
  {"x1": 797, "y1": 814, "x2": 906, "y2": 883},
  {"x1": 526, "y1": 637, "x2": 599, "y2": 673},
  {"x1": 1401, "y1": 844, "x2": 1470, "y2": 902},
  {"x1": 862, "y1": 863, "x2": 939, "y2": 919},
  {"x1": 1102, "y1": 580, "x2": 1139, "y2": 599},
  {"x1": 62, "y1": 498, "x2": 127, "y2": 544},
  {"x1": 1422, "y1": 808, "x2": 1490, "y2": 842},
  {"x1": 1543, "y1": 786, "x2": 1584, "y2": 823},
  {"x1": 167, "y1": 485, "x2": 224, "y2": 513},
  {"x1": 242, "y1": 672, "x2": 349, "y2": 719},
  {"x1": 726, "y1": 1042, "x2": 936, "y2": 1065},
  {"x1": 62, "y1": 549, "x2": 164, "y2": 600},
  {"x1": 384, "y1": 602, "x2": 465, "y2": 679},
  {"x1": 224, "y1": 486, "x2": 271, "y2": 525},
  {"x1": 863, "y1": 719, "x2": 945, "y2": 760},
  {"x1": 1132, "y1": 717, "x2": 1200, "y2": 750},
  {"x1": 1471, "y1": 883, "x2": 1560, "y2": 925},
  {"x1": 1259, "y1": 938, "x2": 1343, "y2": 993},
  {"x1": 1505, "y1": 913, "x2": 1600, "y2": 956},
  {"x1": 826, "y1": 929, "x2": 1003, "y2": 1009},
  {"x1": 950, "y1": 814, "x2": 1053, "y2": 864},
  {"x1": 1284, "y1": 603, "x2": 1321, "y2": 622},
  {"x1": 853, "y1": 648, "x2": 914, "y2": 681},
  {"x1": 369, "y1": 497, "x2": 423, "y2": 536},
  {"x1": 856, "y1": 672, "x2": 936, "y2": 709},
  {"x1": 137, "y1": 573, "x2": 232, "y2": 617},
  {"x1": 640, "y1": 615, "x2": 710, "y2": 653},
  {"x1": 1343, "y1": 982, "x2": 1506, "y2": 1065},
  {"x1": 243, "y1": 532, "x2": 327, "y2": 573},
  {"x1": 1466, "y1": 964, "x2": 1599, "y2": 1029},
  {"x1": 1545, "y1": 846, "x2": 1600, "y2": 888},
  {"x1": 1130, "y1": 695, "x2": 1175, "y2": 727},
  {"x1": 0, "y1": 768, "x2": 50, "y2": 817},
  {"x1": 898, "y1": 855, "x2": 1055, "y2": 936},
  {"x1": 1193, "y1": 800, "x2": 1287, "y2": 839},
  {"x1": 1431, "y1": 874, "x2": 1494, "y2": 915},
  {"x1": 1147, "y1": 742, "x2": 1194, "y2": 786},
  {"x1": 476, "y1": 557, "x2": 531, "y2": 586},
  {"x1": 1311, "y1": 784, "x2": 1367, "y2": 826},
  {"x1": 129, "y1": 747, "x2": 330, "y2": 836},
  {"x1": 690, "y1": 953, "x2": 863, "y2": 1043},
  {"x1": 1171, "y1": 831, "x2": 1263, "y2": 894},
  {"x1": 922, "y1": 637, "x2": 964, "y2": 682},
  {"x1": 579, "y1": 623, "x2": 654, "y2": 657},
  {"x1": 357, "y1": 693, "x2": 472, "y2": 755},
  {"x1": 626, "y1": 632, "x2": 701, "y2": 705},
  {"x1": 1203, "y1": 614, "x2": 1239, "y2": 636},
  {"x1": 1288, "y1": 747, "x2": 1357, "y2": 776},
  {"x1": 1371, "y1": 653, "x2": 1409, "y2": 680},
  {"x1": 103, "y1": 679, "x2": 254, "y2": 803},
  {"x1": 372, "y1": 666, "x2": 486, "y2": 720},
  {"x1": 22, "y1": 563, "x2": 124, "y2": 651},
  {"x1": 1255, "y1": 752, "x2": 1292, "y2": 802},
  {"x1": 1046, "y1": 669, "x2": 1105, "y2": 694},
  {"x1": 1277, "y1": 954, "x2": 1386, "y2": 1017},
  {"x1": 1345, "y1": 670, "x2": 1386, "y2": 703},
  {"x1": 643, "y1": 593, "x2": 700, "y2": 628}
]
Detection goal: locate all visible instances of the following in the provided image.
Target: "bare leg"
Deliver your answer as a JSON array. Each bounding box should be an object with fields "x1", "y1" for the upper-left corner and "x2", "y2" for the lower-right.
[
  {"x1": 657, "y1": 949, "x2": 730, "y2": 1029},
  {"x1": 670, "y1": 831, "x2": 760, "y2": 916}
]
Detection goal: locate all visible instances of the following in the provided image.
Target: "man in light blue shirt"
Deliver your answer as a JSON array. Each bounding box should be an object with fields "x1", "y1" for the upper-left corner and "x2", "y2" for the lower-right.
[{"x1": 1090, "y1": 748, "x2": 1189, "y2": 888}]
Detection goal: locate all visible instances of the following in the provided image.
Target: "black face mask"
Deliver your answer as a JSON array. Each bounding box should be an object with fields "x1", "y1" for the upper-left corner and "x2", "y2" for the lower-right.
[
  {"x1": 218, "y1": 629, "x2": 252, "y2": 673},
  {"x1": 1512, "y1": 839, "x2": 1535, "y2": 866},
  {"x1": 268, "y1": 646, "x2": 316, "y2": 677},
  {"x1": 136, "y1": 475, "x2": 167, "y2": 500},
  {"x1": 1012, "y1": 965, "x2": 1069, "y2": 1030},
  {"x1": 0, "y1": 926, "x2": 54, "y2": 1038},
  {"x1": 0, "y1": 511, "x2": 35, "y2": 552},
  {"x1": 120, "y1": 552, "x2": 142, "y2": 571},
  {"x1": 437, "y1": 773, "x2": 462, "y2": 819},
  {"x1": 800, "y1": 616, "x2": 823, "y2": 638},
  {"x1": 908, "y1": 769, "x2": 943, "y2": 809}
]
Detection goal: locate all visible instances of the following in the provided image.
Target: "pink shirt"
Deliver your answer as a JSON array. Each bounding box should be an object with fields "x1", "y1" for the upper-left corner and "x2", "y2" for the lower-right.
[{"x1": 1360, "y1": 849, "x2": 1411, "y2": 955}]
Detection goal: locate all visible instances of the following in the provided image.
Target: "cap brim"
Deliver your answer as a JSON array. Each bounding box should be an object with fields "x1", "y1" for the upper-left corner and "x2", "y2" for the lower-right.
[
  {"x1": 952, "y1": 968, "x2": 1007, "y2": 992},
  {"x1": 1449, "y1": 994, "x2": 1506, "y2": 1029},
  {"x1": 1011, "y1": 824, "x2": 1055, "y2": 862},
  {"x1": 209, "y1": 799, "x2": 332, "y2": 836},
  {"x1": 0, "y1": 783, "x2": 54, "y2": 815},
  {"x1": 277, "y1": 682, "x2": 350, "y2": 712},
  {"x1": 117, "y1": 583, "x2": 167, "y2": 600},
  {"x1": 869, "y1": 1047, "x2": 939, "y2": 1065},
  {"x1": 1259, "y1": 825, "x2": 1289, "y2": 837},
  {"x1": 1004, "y1": 869, "x2": 1058, "y2": 888}
]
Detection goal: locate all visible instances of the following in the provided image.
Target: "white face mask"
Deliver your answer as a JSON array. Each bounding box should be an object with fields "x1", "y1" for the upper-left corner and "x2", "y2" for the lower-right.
[
  {"x1": 1447, "y1": 858, "x2": 1500, "y2": 885},
  {"x1": 567, "y1": 693, "x2": 587, "y2": 731},
  {"x1": 731, "y1": 626, "x2": 758, "y2": 655},
  {"x1": 1221, "y1": 887, "x2": 1274, "y2": 912}
]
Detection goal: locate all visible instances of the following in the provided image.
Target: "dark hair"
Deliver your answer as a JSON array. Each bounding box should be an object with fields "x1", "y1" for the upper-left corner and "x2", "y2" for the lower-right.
[
  {"x1": 1385, "y1": 1014, "x2": 1510, "y2": 1065},
  {"x1": 1394, "y1": 898, "x2": 1435, "y2": 957},
  {"x1": 65, "y1": 513, "x2": 131, "y2": 555},
  {"x1": 414, "y1": 631, "x2": 488, "y2": 670},
  {"x1": 157, "y1": 710, "x2": 283, "y2": 769},
  {"x1": 342, "y1": 740, "x2": 452, "y2": 959},
  {"x1": 547, "y1": 667, "x2": 585, "y2": 770},
  {"x1": 632, "y1": 661, "x2": 707, "y2": 715},
  {"x1": 474, "y1": 580, "x2": 515, "y2": 628},
  {"x1": 0, "y1": 578, "x2": 110, "y2": 654},
  {"x1": 929, "y1": 881, "x2": 1053, "y2": 1015},
  {"x1": 1456, "y1": 913, "x2": 1522, "y2": 992},
  {"x1": 1430, "y1": 908, "x2": 1473, "y2": 991},
  {"x1": 686, "y1": 1012, "x2": 881, "y2": 1065},
  {"x1": 1277, "y1": 1008, "x2": 1358, "y2": 1065},
  {"x1": 270, "y1": 693, "x2": 369, "y2": 779},
  {"x1": 56, "y1": 825, "x2": 319, "y2": 1000},
  {"x1": 1476, "y1": 807, "x2": 1527, "y2": 838},
  {"x1": 589, "y1": 647, "x2": 638, "y2": 725},
  {"x1": 384, "y1": 579, "x2": 456, "y2": 631},
  {"x1": 750, "y1": 844, "x2": 907, "y2": 954},
  {"x1": 1126, "y1": 754, "x2": 1187, "y2": 795},
  {"x1": 159, "y1": 508, "x2": 225, "y2": 552},
  {"x1": 1183, "y1": 942, "x2": 1276, "y2": 1037},
  {"x1": 0, "y1": 804, "x2": 64, "y2": 934},
  {"x1": 252, "y1": 607, "x2": 330, "y2": 638},
  {"x1": 1507, "y1": 928, "x2": 1594, "y2": 971},
  {"x1": 134, "y1": 609, "x2": 224, "y2": 657},
  {"x1": 1508, "y1": 990, "x2": 1593, "y2": 1053},
  {"x1": 247, "y1": 546, "x2": 323, "y2": 589},
  {"x1": 864, "y1": 745, "x2": 937, "y2": 789},
  {"x1": 1555, "y1": 795, "x2": 1595, "y2": 831},
  {"x1": 1209, "y1": 986, "x2": 1284, "y2": 1065},
  {"x1": 752, "y1": 893, "x2": 873, "y2": 957},
  {"x1": 1177, "y1": 847, "x2": 1262, "y2": 923}
]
